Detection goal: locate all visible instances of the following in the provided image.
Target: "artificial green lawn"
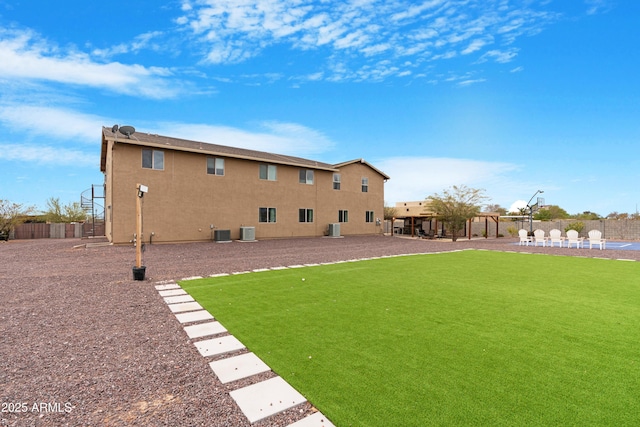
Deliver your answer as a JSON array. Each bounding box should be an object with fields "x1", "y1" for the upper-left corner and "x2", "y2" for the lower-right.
[{"x1": 181, "y1": 251, "x2": 640, "y2": 426}]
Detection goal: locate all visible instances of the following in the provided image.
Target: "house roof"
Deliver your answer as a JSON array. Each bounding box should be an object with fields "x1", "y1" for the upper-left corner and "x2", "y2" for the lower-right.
[
  {"x1": 333, "y1": 158, "x2": 391, "y2": 180},
  {"x1": 100, "y1": 127, "x2": 390, "y2": 179}
]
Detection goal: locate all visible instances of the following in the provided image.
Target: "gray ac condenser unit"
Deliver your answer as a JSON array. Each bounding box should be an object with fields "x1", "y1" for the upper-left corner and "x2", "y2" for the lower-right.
[
  {"x1": 214, "y1": 229, "x2": 231, "y2": 242},
  {"x1": 240, "y1": 226, "x2": 255, "y2": 241}
]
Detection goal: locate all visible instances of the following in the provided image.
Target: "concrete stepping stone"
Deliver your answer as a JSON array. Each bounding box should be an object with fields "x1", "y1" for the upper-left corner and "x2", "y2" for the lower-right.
[
  {"x1": 155, "y1": 283, "x2": 180, "y2": 290},
  {"x1": 158, "y1": 289, "x2": 187, "y2": 297},
  {"x1": 194, "y1": 335, "x2": 245, "y2": 357},
  {"x1": 287, "y1": 412, "x2": 336, "y2": 427},
  {"x1": 209, "y1": 352, "x2": 270, "y2": 384},
  {"x1": 175, "y1": 310, "x2": 214, "y2": 324},
  {"x1": 168, "y1": 301, "x2": 203, "y2": 313},
  {"x1": 230, "y1": 376, "x2": 306, "y2": 424},
  {"x1": 164, "y1": 294, "x2": 195, "y2": 304},
  {"x1": 184, "y1": 321, "x2": 227, "y2": 339}
]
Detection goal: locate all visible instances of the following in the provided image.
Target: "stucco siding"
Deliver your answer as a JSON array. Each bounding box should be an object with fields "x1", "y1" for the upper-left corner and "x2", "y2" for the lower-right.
[{"x1": 105, "y1": 142, "x2": 386, "y2": 244}]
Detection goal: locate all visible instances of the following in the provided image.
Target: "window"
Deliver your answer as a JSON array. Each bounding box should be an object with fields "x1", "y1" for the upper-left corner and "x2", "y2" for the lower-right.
[
  {"x1": 338, "y1": 210, "x2": 349, "y2": 223},
  {"x1": 207, "y1": 157, "x2": 225, "y2": 175},
  {"x1": 299, "y1": 169, "x2": 314, "y2": 184},
  {"x1": 299, "y1": 208, "x2": 314, "y2": 223},
  {"x1": 142, "y1": 149, "x2": 164, "y2": 170},
  {"x1": 259, "y1": 207, "x2": 277, "y2": 223},
  {"x1": 333, "y1": 173, "x2": 341, "y2": 190},
  {"x1": 366, "y1": 211, "x2": 374, "y2": 223},
  {"x1": 362, "y1": 177, "x2": 369, "y2": 192},
  {"x1": 259, "y1": 164, "x2": 277, "y2": 181}
]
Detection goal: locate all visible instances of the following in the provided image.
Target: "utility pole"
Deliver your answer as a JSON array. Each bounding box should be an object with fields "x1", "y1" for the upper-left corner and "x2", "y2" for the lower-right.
[
  {"x1": 133, "y1": 183, "x2": 148, "y2": 280},
  {"x1": 136, "y1": 183, "x2": 143, "y2": 268}
]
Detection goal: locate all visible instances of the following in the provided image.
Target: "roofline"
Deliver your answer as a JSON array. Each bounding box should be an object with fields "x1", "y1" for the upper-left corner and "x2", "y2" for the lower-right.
[
  {"x1": 101, "y1": 127, "x2": 339, "y2": 172},
  {"x1": 100, "y1": 128, "x2": 390, "y2": 180},
  {"x1": 333, "y1": 158, "x2": 391, "y2": 180},
  {"x1": 106, "y1": 137, "x2": 340, "y2": 172}
]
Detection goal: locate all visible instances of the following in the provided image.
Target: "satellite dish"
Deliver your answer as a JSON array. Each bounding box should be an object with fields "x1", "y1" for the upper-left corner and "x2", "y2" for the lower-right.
[
  {"x1": 119, "y1": 125, "x2": 135, "y2": 138},
  {"x1": 111, "y1": 124, "x2": 119, "y2": 133}
]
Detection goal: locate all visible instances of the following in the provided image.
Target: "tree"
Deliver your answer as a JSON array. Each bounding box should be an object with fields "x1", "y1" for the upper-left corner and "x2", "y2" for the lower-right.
[
  {"x1": 426, "y1": 185, "x2": 488, "y2": 242},
  {"x1": 564, "y1": 221, "x2": 585, "y2": 234},
  {"x1": 42, "y1": 197, "x2": 87, "y2": 223},
  {"x1": 484, "y1": 204, "x2": 507, "y2": 216},
  {"x1": 573, "y1": 211, "x2": 601, "y2": 220},
  {"x1": 383, "y1": 203, "x2": 398, "y2": 221},
  {"x1": 533, "y1": 205, "x2": 569, "y2": 221},
  {"x1": 606, "y1": 211, "x2": 628, "y2": 220},
  {"x1": 0, "y1": 200, "x2": 35, "y2": 240}
]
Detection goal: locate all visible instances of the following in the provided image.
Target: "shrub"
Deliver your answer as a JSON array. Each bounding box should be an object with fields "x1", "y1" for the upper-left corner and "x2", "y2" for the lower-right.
[
  {"x1": 564, "y1": 221, "x2": 585, "y2": 234},
  {"x1": 506, "y1": 226, "x2": 518, "y2": 237}
]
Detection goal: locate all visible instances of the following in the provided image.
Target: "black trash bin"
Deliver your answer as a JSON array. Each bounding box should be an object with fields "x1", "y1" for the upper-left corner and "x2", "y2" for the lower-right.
[{"x1": 132, "y1": 266, "x2": 146, "y2": 281}]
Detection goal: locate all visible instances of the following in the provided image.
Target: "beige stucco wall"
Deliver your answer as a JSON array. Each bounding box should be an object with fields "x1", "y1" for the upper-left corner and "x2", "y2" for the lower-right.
[{"x1": 105, "y1": 143, "x2": 386, "y2": 243}]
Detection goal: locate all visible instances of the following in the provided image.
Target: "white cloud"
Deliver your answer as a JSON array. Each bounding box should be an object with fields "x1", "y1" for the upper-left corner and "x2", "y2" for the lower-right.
[
  {"x1": 90, "y1": 31, "x2": 165, "y2": 58},
  {"x1": 390, "y1": 0, "x2": 446, "y2": 22},
  {"x1": 0, "y1": 29, "x2": 181, "y2": 99},
  {"x1": 0, "y1": 105, "x2": 105, "y2": 141},
  {"x1": 585, "y1": 0, "x2": 611, "y2": 15},
  {"x1": 457, "y1": 78, "x2": 486, "y2": 87},
  {"x1": 376, "y1": 156, "x2": 523, "y2": 205},
  {"x1": 461, "y1": 38, "x2": 490, "y2": 55},
  {"x1": 176, "y1": 0, "x2": 560, "y2": 83},
  {"x1": 477, "y1": 48, "x2": 519, "y2": 64},
  {"x1": 508, "y1": 200, "x2": 528, "y2": 213},
  {"x1": 0, "y1": 102, "x2": 335, "y2": 166},
  {"x1": 0, "y1": 143, "x2": 96, "y2": 166},
  {"x1": 152, "y1": 120, "x2": 335, "y2": 157}
]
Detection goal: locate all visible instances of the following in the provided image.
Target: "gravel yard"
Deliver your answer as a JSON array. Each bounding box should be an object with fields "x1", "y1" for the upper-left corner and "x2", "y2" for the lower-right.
[{"x1": 2, "y1": 235, "x2": 638, "y2": 427}]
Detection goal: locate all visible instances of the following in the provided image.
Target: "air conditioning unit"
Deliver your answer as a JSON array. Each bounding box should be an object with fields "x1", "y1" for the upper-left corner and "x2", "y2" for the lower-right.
[
  {"x1": 328, "y1": 223, "x2": 340, "y2": 237},
  {"x1": 214, "y1": 229, "x2": 231, "y2": 242},
  {"x1": 240, "y1": 226, "x2": 255, "y2": 241}
]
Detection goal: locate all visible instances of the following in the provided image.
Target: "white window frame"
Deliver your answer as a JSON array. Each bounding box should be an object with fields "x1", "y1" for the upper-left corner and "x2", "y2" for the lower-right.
[
  {"x1": 299, "y1": 169, "x2": 314, "y2": 185},
  {"x1": 362, "y1": 177, "x2": 369, "y2": 192},
  {"x1": 366, "y1": 211, "x2": 374, "y2": 223},
  {"x1": 338, "y1": 210, "x2": 349, "y2": 223},
  {"x1": 142, "y1": 149, "x2": 164, "y2": 170},
  {"x1": 259, "y1": 207, "x2": 277, "y2": 223},
  {"x1": 299, "y1": 208, "x2": 314, "y2": 223},
  {"x1": 333, "y1": 173, "x2": 341, "y2": 190},
  {"x1": 259, "y1": 164, "x2": 277, "y2": 181},
  {"x1": 207, "y1": 157, "x2": 225, "y2": 176}
]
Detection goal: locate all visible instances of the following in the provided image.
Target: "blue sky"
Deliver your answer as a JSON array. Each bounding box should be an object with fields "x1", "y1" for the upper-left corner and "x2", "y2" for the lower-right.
[{"x1": 1, "y1": 0, "x2": 638, "y2": 216}]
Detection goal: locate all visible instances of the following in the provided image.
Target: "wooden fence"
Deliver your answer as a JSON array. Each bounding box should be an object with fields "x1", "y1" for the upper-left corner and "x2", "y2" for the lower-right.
[{"x1": 11, "y1": 222, "x2": 105, "y2": 239}]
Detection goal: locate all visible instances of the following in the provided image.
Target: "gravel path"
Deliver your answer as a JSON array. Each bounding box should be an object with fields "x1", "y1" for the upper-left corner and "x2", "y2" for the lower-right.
[{"x1": 2, "y1": 236, "x2": 638, "y2": 426}]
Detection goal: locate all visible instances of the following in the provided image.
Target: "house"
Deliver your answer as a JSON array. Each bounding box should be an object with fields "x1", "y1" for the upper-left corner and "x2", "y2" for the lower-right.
[{"x1": 100, "y1": 127, "x2": 389, "y2": 244}]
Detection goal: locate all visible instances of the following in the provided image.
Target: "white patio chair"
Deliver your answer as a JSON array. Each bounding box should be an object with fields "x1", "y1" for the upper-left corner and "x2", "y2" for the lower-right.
[
  {"x1": 533, "y1": 229, "x2": 546, "y2": 247},
  {"x1": 566, "y1": 230, "x2": 584, "y2": 248},
  {"x1": 518, "y1": 229, "x2": 531, "y2": 246},
  {"x1": 548, "y1": 229, "x2": 563, "y2": 247},
  {"x1": 587, "y1": 230, "x2": 606, "y2": 250}
]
